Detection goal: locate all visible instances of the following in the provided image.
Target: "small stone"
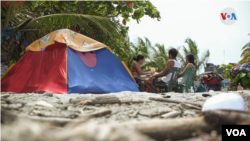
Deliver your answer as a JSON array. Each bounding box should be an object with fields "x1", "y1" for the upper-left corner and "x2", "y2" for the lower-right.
[
  {"x1": 183, "y1": 110, "x2": 196, "y2": 116},
  {"x1": 57, "y1": 100, "x2": 63, "y2": 104},
  {"x1": 1, "y1": 94, "x2": 10, "y2": 98},
  {"x1": 95, "y1": 104, "x2": 101, "y2": 107},
  {"x1": 161, "y1": 93, "x2": 166, "y2": 95},
  {"x1": 43, "y1": 92, "x2": 53, "y2": 97},
  {"x1": 162, "y1": 95, "x2": 171, "y2": 98}
]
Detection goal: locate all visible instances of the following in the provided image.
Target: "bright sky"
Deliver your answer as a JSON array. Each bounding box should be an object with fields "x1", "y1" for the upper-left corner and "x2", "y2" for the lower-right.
[{"x1": 126, "y1": 0, "x2": 250, "y2": 72}]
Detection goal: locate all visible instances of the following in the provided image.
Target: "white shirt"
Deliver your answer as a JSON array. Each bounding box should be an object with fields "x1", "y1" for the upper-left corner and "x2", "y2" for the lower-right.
[{"x1": 161, "y1": 59, "x2": 181, "y2": 83}]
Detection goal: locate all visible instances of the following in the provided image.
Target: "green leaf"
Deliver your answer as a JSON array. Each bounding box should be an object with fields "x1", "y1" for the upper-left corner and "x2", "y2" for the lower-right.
[
  {"x1": 240, "y1": 73, "x2": 246, "y2": 78},
  {"x1": 241, "y1": 77, "x2": 250, "y2": 86},
  {"x1": 247, "y1": 72, "x2": 250, "y2": 78},
  {"x1": 125, "y1": 18, "x2": 130, "y2": 22}
]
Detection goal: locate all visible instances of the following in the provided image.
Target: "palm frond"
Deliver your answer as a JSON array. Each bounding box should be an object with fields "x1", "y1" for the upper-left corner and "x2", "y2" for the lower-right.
[{"x1": 23, "y1": 13, "x2": 120, "y2": 38}]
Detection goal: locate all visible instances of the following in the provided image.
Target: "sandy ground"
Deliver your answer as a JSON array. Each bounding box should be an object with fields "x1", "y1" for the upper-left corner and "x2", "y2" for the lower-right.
[{"x1": 1, "y1": 90, "x2": 250, "y2": 124}]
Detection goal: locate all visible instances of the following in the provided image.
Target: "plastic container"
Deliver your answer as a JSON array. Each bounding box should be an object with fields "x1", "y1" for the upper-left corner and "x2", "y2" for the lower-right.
[
  {"x1": 202, "y1": 93, "x2": 245, "y2": 112},
  {"x1": 237, "y1": 83, "x2": 243, "y2": 91}
]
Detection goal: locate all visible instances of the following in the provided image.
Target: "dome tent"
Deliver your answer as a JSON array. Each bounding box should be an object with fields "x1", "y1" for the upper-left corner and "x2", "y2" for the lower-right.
[{"x1": 1, "y1": 29, "x2": 138, "y2": 94}]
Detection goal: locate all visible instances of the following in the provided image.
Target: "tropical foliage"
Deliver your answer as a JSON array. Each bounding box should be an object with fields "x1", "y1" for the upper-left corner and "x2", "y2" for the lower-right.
[
  {"x1": 178, "y1": 38, "x2": 210, "y2": 80},
  {"x1": 231, "y1": 72, "x2": 250, "y2": 90},
  {"x1": 1, "y1": 1, "x2": 161, "y2": 66},
  {"x1": 239, "y1": 33, "x2": 250, "y2": 65},
  {"x1": 218, "y1": 64, "x2": 235, "y2": 79}
]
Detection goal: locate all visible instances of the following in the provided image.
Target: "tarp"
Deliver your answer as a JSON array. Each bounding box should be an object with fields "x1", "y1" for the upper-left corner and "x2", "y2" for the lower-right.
[
  {"x1": 1, "y1": 42, "x2": 67, "y2": 93},
  {"x1": 67, "y1": 47, "x2": 139, "y2": 93},
  {"x1": 26, "y1": 29, "x2": 110, "y2": 52}
]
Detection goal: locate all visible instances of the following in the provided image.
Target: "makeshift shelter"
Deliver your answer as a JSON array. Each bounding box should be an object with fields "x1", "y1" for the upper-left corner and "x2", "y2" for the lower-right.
[{"x1": 1, "y1": 29, "x2": 139, "y2": 94}]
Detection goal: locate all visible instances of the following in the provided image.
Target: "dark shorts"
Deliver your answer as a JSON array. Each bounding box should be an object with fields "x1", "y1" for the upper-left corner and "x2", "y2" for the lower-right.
[
  {"x1": 134, "y1": 77, "x2": 145, "y2": 92},
  {"x1": 152, "y1": 78, "x2": 165, "y2": 85}
]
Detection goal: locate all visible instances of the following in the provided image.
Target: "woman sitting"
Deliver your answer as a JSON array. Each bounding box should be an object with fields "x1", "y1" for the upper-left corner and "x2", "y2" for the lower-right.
[
  {"x1": 178, "y1": 54, "x2": 195, "y2": 84},
  {"x1": 132, "y1": 55, "x2": 153, "y2": 91}
]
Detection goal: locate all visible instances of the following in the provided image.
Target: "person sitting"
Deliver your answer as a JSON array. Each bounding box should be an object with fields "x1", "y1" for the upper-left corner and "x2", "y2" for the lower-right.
[
  {"x1": 178, "y1": 54, "x2": 195, "y2": 84},
  {"x1": 144, "y1": 48, "x2": 181, "y2": 93},
  {"x1": 132, "y1": 55, "x2": 153, "y2": 91}
]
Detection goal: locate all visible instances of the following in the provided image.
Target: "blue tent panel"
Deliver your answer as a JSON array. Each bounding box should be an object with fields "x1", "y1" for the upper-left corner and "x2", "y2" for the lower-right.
[{"x1": 67, "y1": 47, "x2": 139, "y2": 93}]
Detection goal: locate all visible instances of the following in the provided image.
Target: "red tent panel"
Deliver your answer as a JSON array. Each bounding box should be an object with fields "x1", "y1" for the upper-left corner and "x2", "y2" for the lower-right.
[{"x1": 1, "y1": 42, "x2": 67, "y2": 94}]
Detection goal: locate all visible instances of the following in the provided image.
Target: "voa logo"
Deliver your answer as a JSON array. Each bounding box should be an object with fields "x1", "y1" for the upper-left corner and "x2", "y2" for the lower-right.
[
  {"x1": 220, "y1": 7, "x2": 237, "y2": 25},
  {"x1": 226, "y1": 129, "x2": 246, "y2": 136}
]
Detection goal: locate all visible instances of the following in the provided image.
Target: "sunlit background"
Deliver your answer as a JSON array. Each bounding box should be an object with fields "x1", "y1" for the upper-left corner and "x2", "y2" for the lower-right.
[{"x1": 125, "y1": 0, "x2": 250, "y2": 72}]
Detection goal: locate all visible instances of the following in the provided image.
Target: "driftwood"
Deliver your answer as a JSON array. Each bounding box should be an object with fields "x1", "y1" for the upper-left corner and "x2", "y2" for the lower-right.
[
  {"x1": 1, "y1": 98, "x2": 23, "y2": 104},
  {"x1": 1, "y1": 94, "x2": 10, "y2": 99},
  {"x1": 92, "y1": 95, "x2": 120, "y2": 104},
  {"x1": 203, "y1": 109, "x2": 250, "y2": 125},
  {"x1": 79, "y1": 109, "x2": 112, "y2": 118},
  {"x1": 69, "y1": 97, "x2": 89, "y2": 104},
  {"x1": 162, "y1": 95, "x2": 171, "y2": 98},
  {"x1": 70, "y1": 96, "x2": 144, "y2": 105},
  {"x1": 160, "y1": 111, "x2": 180, "y2": 118},
  {"x1": 149, "y1": 97, "x2": 201, "y2": 107},
  {"x1": 70, "y1": 95, "x2": 119, "y2": 105},
  {"x1": 120, "y1": 100, "x2": 145, "y2": 104},
  {"x1": 120, "y1": 99, "x2": 132, "y2": 103},
  {"x1": 75, "y1": 100, "x2": 93, "y2": 106},
  {"x1": 129, "y1": 110, "x2": 139, "y2": 118},
  {"x1": 19, "y1": 94, "x2": 34, "y2": 99},
  {"x1": 180, "y1": 103, "x2": 202, "y2": 110},
  {"x1": 1, "y1": 103, "x2": 24, "y2": 110},
  {"x1": 29, "y1": 110, "x2": 78, "y2": 119},
  {"x1": 112, "y1": 117, "x2": 218, "y2": 141}
]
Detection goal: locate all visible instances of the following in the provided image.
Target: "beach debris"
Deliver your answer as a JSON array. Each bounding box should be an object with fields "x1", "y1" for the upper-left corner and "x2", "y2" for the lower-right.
[
  {"x1": 70, "y1": 95, "x2": 120, "y2": 105},
  {"x1": 1, "y1": 94, "x2": 10, "y2": 99},
  {"x1": 160, "y1": 111, "x2": 181, "y2": 118},
  {"x1": 1, "y1": 103, "x2": 24, "y2": 109},
  {"x1": 120, "y1": 100, "x2": 145, "y2": 104},
  {"x1": 159, "y1": 108, "x2": 172, "y2": 114},
  {"x1": 69, "y1": 97, "x2": 89, "y2": 104},
  {"x1": 202, "y1": 93, "x2": 212, "y2": 97},
  {"x1": 35, "y1": 101, "x2": 53, "y2": 108},
  {"x1": 139, "y1": 108, "x2": 172, "y2": 117},
  {"x1": 43, "y1": 92, "x2": 53, "y2": 97},
  {"x1": 149, "y1": 97, "x2": 201, "y2": 106},
  {"x1": 120, "y1": 99, "x2": 132, "y2": 103},
  {"x1": 183, "y1": 111, "x2": 196, "y2": 117},
  {"x1": 75, "y1": 100, "x2": 93, "y2": 106},
  {"x1": 56, "y1": 100, "x2": 63, "y2": 104},
  {"x1": 29, "y1": 110, "x2": 77, "y2": 119},
  {"x1": 180, "y1": 103, "x2": 202, "y2": 110},
  {"x1": 79, "y1": 109, "x2": 112, "y2": 118},
  {"x1": 203, "y1": 110, "x2": 250, "y2": 125},
  {"x1": 162, "y1": 95, "x2": 171, "y2": 98},
  {"x1": 129, "y1": 110, "x2": 139, "y2": 118},
  {"x1": 92, "y1": 95, "x2": 119, "y2": 104},
  {"x1": 19, "y1": 93, "x2": 34, "y2": 99}
]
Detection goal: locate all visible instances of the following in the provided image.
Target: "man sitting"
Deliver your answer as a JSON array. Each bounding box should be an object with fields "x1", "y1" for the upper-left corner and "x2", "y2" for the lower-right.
[{"x1": 144, "y1": 48, "x2": 181, "y2": 93}]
